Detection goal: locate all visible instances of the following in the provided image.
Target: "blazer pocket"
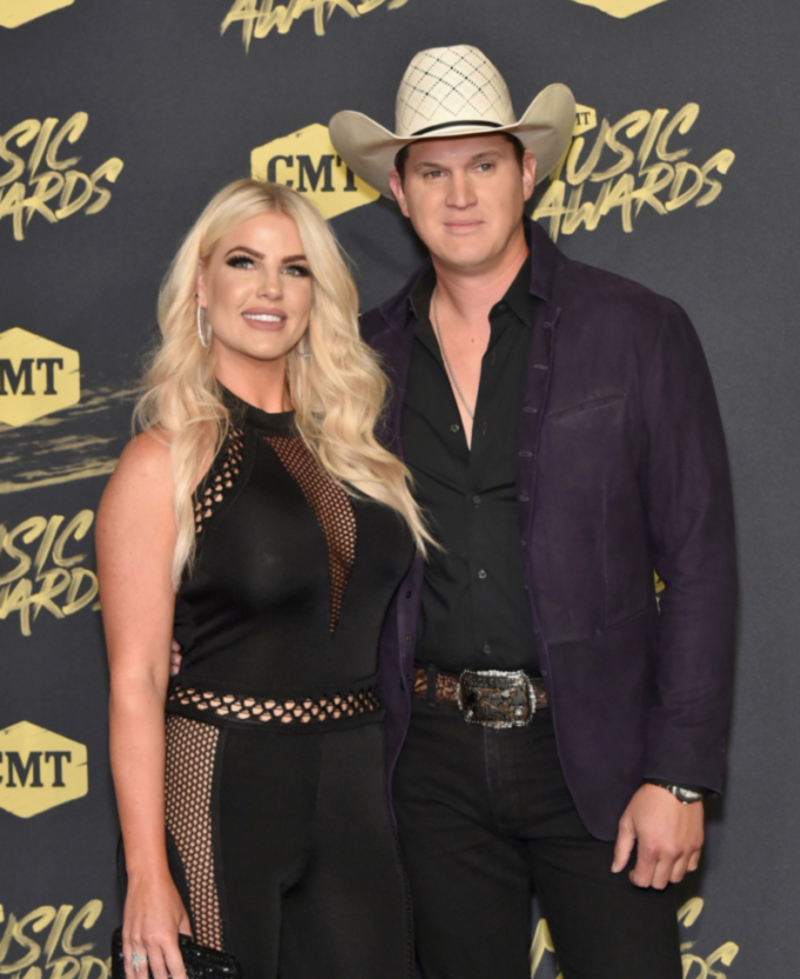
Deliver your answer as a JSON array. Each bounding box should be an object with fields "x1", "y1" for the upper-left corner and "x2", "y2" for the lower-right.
[{"x1": 545, "y1": 393, "x2": 626, "y2": 423}]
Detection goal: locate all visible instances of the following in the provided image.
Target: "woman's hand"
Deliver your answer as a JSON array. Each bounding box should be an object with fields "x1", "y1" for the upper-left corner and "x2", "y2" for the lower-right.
[{"x1": 122, "y1": 874, "x2": 193, "y2": 979}]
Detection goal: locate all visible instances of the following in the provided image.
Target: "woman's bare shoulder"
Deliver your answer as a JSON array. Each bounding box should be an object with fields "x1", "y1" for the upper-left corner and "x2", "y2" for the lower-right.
[
  {"x1": 99, "y1": 431, "x2": 174, "y2": 524},
  {"x1": 117, "y1": 430, "x2": 171, "y2": 475}
]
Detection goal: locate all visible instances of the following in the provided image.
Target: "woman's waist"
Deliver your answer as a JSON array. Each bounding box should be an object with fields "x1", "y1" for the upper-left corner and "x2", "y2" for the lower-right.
[{"x1": 166, "y1": 671, "x2": 383, "y2": 733}]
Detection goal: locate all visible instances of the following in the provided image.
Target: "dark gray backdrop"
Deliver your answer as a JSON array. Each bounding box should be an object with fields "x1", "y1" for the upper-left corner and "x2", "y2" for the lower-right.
[{"x1": 1, "y1": 0, "x2": 798, "y2": 975}]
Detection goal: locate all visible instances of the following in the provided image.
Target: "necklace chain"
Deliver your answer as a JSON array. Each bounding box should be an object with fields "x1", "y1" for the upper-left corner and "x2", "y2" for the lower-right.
[{"x1": 431, "y1": 288, "x2": 475, "y2": 421}]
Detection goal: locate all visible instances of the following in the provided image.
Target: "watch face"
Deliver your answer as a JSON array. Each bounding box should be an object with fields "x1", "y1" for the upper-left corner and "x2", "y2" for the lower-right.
[{"x1": 674, "y1": 786, "x2": 703, "y2": 803}]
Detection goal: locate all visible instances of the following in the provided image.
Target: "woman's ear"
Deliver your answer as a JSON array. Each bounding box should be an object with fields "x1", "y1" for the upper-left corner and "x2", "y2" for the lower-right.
[{"x1": 196, "y1": 263, "x2": 207, "y2": 306}]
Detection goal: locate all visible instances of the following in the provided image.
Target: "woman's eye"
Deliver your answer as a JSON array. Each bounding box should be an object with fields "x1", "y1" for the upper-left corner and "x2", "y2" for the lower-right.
[
  {"x1": 284, "y1": 264, "x2": 312, "y2": 277},
  {"x1": 226, "y1": 254, "x2": 254, "y2": 269}
]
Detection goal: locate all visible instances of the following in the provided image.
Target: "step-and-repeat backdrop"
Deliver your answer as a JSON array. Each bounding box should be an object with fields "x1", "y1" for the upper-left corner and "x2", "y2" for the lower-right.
[{"x1": 2, "y1": 0, "x2": 798, "y2": 975}]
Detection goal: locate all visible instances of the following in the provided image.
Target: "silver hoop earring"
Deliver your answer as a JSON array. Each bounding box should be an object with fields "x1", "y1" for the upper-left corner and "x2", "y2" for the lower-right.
[{"x1": 196, "y1": 305, "x2": 211, "y2": 349}]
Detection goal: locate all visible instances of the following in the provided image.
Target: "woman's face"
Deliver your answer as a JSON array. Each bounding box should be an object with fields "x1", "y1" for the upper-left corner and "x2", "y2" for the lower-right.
[{"x1": 198, "y1": 210, "x2": 313, "y2": 369}]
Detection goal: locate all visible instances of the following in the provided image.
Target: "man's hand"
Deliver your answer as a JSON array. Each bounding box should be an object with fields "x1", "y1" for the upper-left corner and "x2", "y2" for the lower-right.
[
  {"x1": 170, "y1": 639, "x2": 182, "y2": 676},
  {"x1": 612, "y1": 782, "x2": 704, "y2": 889}
]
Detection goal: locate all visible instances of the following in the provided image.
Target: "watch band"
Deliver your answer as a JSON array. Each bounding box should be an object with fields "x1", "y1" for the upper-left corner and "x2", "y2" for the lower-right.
[{"x1": 646, "y1": 780, "x2": 707, "y2": 804}]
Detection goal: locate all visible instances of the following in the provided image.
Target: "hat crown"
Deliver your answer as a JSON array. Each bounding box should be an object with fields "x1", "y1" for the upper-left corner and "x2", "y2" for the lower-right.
[{"x1": 395, "y1": 45, "x2": 516, "y2": 138}]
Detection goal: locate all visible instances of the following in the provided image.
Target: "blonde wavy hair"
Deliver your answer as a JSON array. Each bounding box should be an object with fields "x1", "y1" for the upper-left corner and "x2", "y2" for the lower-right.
[{"x1": 135, "y1": 178, "x2": 430, "y2": 587}]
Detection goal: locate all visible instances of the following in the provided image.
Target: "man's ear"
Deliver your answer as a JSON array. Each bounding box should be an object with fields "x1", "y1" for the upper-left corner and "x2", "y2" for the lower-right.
[
  {"x1": 389, "y1": 170, "x2": 410, "y2": 218},
  {"x1": 521, "y1": 152, "x2": 537, "y2": 202}
]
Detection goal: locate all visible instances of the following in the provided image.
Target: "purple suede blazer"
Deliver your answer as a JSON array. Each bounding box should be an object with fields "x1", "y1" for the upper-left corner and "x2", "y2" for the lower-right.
[{"x1": 362, "y1": 218, "x2": 737, "y2": 842}]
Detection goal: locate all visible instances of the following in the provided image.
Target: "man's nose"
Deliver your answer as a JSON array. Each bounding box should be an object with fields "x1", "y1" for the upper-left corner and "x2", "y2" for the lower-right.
[{"x1": 446, "y1": 172, "x2": 477, "y2": 208}]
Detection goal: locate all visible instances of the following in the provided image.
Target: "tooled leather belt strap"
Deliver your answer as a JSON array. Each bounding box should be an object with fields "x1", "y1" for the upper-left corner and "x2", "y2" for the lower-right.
[{"x1": 413, "y1": 664, "x2": 548, "y2": 728}]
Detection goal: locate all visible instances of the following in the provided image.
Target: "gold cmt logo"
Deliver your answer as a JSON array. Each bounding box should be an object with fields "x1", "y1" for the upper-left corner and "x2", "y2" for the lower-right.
[
  {"x1": 0, "y1": 721, "x2": 88, "y2": 818},
  {"x1": 0, "y1": 0, "x2": 74, "y2": 29},
  {"x1": 0, "y1": 327, "x2": 80, "y2": 427},
  {"x1": 567, "y1": 0, "x2": 667, "y2": 16},
  {"x1": 251, "y1": 123, "x2": 379, "y2": 220}
]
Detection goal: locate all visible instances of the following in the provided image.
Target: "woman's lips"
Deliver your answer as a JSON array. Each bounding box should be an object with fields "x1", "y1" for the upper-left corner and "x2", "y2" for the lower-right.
[{"x1": 242, "y1": 308, "x2": 286, "y2": 329}]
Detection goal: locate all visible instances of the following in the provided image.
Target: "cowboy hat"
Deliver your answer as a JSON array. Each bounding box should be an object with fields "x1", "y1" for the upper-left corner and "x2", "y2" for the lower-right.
[{"x1": 329, "y1": 44, "x2": 575, "y2": 199}]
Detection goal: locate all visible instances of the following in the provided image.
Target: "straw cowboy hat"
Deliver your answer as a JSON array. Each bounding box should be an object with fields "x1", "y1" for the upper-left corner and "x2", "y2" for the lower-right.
[{"x1": 329, "y1": 44, "x2": 576, "y2": 199}]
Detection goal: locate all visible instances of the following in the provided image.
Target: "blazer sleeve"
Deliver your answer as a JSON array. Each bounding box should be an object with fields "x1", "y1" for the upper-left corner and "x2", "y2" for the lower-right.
[{"x1": 640, "y1": 298, "x2": 737, "y2": 793}]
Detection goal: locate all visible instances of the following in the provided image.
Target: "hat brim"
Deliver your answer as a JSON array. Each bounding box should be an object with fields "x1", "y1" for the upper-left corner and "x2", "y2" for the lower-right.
[{"x1": 329, "y1": 83, "x2": 575, "y2": 199}]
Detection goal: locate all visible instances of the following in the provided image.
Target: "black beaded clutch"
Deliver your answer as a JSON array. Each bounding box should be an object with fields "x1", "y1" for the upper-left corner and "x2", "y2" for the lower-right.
[{"x1": 111, "y1": 927, "x2": 242, "y2": 979}]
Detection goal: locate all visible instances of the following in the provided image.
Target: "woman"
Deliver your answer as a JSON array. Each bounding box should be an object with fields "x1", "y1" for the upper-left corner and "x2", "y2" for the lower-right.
[{"x1": 96, "y1": 179, "x2": 429, "y2": 979}]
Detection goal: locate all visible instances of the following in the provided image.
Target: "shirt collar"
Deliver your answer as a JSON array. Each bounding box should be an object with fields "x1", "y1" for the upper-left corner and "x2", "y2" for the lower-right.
[{"x1": 407, "y1": 252, "x2": 537, "y2": 331}]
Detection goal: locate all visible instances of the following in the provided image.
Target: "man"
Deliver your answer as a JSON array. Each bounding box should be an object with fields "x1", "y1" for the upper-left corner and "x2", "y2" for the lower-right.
[{"x1": 328, "y1": 45, "x2": 736, "y2": 979}]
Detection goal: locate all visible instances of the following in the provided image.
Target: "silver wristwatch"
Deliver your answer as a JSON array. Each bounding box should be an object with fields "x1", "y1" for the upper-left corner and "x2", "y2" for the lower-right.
[{"x1": 647, "y1": 781, "x2": 706, "y2": 804}]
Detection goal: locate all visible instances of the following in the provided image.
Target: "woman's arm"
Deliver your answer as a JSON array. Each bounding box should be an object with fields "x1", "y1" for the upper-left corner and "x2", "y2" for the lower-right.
[{"x1": 96, "y1": 433, "x2": 191, "y2": 979}]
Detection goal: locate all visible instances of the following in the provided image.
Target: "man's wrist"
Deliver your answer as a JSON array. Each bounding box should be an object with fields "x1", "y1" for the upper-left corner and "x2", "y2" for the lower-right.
[{"x1": 645, "y1": 780, "x2": 707, "y2": 804}]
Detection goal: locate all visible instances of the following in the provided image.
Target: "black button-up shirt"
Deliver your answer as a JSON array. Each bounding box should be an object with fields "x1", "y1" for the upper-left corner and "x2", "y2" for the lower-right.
[{"x1": 401, "y1": 257, "x2": 541, "y2": 674}]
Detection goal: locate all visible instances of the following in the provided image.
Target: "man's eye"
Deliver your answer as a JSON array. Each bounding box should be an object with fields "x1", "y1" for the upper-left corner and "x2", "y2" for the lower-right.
[
  {"x1": 226, "y1": 255, "x2": 254, "y2": 269},
  {"x1": 284, "y1": 264, "x2": 312, "y2": 277},
  {"x1": 475, "y1": 162, "x2": 494, "y2": 172},
  {"x1": 423, "y1": 170, "x2": 443, "y2": 179}
]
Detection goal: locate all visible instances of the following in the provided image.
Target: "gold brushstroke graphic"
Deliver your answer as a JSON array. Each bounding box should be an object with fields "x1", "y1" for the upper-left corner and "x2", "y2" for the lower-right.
[
  {"x1": 0, "y1": 0, "x2": 74, "y2": 29},
  {"x1": 531, "y1": 897, "x2": 738, "y2": 977},
  {"x1": 0, "y1": 900, "x2": 108, "y2": 978},
  {"x1": 533, "y1": 103, "x2": 735, "y2": 241},
  {"x1": 252, "y1": 123, "x2": 379, "y2": 219},
  {"x1": 0, "y1": 509, "x2": 100, "y2": 636},
  {"x1": 0, "y1": 384, "x2": 135, "y2": 494},
  {"x1": 222, "y1": 0, "x2": 410, "y2": 48},
  {"x1": 567, "y1": 0, "x2": 667, "y2": 16},
  {"x1": 0, "y1": 113, "x2": 124, "y2": 241}
]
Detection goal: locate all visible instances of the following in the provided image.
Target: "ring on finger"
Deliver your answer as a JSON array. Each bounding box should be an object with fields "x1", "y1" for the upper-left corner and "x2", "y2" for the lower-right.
[{"x1": 131, "y1": 950, "x2": 148, "y2": 973}]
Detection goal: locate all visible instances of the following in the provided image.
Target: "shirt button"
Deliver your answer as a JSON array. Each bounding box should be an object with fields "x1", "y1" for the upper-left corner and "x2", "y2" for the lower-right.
[
  {"x1": 472, "y1": 495, "x2": 481, "y2": 505},
  {"x1": 483, "y1": 643, "x2": 492, "y2": 655},
  {"x1": 477, "y1": 569, "x2": 487, "y2": 580},
  {"x1": 450, "y1": 423, "x2": 460, "y2": 433}
]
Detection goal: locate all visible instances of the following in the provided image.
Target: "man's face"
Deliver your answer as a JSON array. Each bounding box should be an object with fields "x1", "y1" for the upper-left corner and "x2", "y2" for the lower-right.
[{"x1": 389, "y1": 133, "x2": 536, "y2": 275}]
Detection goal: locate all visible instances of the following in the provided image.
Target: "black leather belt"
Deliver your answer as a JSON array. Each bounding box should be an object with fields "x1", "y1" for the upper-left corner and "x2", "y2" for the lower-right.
[{"x1": 413, "y1": 664, "x2": 548, "y2": 728}]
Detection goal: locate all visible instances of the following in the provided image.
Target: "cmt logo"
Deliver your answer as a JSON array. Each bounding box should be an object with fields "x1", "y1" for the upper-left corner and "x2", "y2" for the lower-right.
[
  {"x1": 251, "y1": 123, "x2": 379, "y2": 220},
  {"x1": 0, "y1": 0, "x2": 74, "y2": 29},
  {"x1": 568, "y1": 0, "x2": 667, "y2": 16},
  {"x1": 0, "y1": 721, "x2": 88, "y2": 818},
  {"x1": 0, "y1": 327, "x2": 80, "y2": 427}
]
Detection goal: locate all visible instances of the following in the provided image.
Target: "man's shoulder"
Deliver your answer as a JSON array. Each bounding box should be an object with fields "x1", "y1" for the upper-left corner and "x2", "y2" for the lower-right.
[
  {"x1": 551, "y1": 250, "x2": 676, "y2": 317},
  {"x1": 360, "y1": 259, "x2": 430, "y2": 347},
  {"x1": 530, "y1": 218, "x2": 686, "y2": 330}
]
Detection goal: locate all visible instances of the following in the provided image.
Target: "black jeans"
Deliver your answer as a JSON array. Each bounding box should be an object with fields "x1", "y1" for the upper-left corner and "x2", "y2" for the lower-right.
[{"x1": 393, "y1": 698, "x2": 682, "y2": 979}]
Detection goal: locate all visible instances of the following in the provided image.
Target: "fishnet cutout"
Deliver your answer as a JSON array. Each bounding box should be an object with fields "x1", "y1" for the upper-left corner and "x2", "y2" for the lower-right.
[
  {"x1": 265, "y1": 436, "x2": 356, "y2": 632},
  {"x1": 169, "y1": 680, "x2": 381, "y2": 726},
  {"x1": 397, "y1": 47, "x2": 513, "y2": 133},
  {"x1": 164, "y1": 715, "x2": 223, "y2": 950},
  {"x1": 194, "y1": 427, "x2": 245, "y2": 535}
]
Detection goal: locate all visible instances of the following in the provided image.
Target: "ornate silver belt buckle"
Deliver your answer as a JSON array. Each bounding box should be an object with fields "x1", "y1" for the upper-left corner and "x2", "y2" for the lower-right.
[{"x1": 456, "y1": 669, "x2": 537, "y2": 728}]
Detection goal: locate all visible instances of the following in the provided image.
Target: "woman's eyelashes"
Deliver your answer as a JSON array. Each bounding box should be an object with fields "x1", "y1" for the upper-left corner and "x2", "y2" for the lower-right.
[
  {"x1": 226, "y1": 253, "x2": 255, "y2": 269},
  {"x1": 284, "y1": 263, "x2": 312, "y2": 278},
  {"x1": 224, "y1": 255, "x2": 310, "y2": 278}
]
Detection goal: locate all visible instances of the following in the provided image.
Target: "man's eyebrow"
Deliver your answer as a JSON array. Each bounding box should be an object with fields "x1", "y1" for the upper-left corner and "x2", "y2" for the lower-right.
[{"x1": 412, "y1": 149, "x2": 504, "y2": 169}]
